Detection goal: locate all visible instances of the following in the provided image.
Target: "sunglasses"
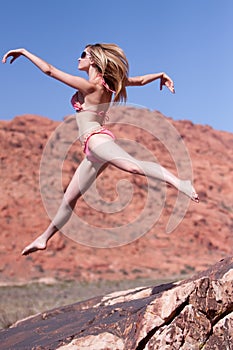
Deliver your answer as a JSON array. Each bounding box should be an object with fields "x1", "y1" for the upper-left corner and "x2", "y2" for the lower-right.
[{"x1": 80, "y1": 51, "x2": 91, "y2": 59}]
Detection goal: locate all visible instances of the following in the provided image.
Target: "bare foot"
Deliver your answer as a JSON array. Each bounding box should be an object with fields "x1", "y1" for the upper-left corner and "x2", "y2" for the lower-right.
[
  {"x1": 22, "y1": 237, "x2": 47, "y2": 255},
  {"x1": 180, "y1": 180, "x2": 199, "y2": 203}
]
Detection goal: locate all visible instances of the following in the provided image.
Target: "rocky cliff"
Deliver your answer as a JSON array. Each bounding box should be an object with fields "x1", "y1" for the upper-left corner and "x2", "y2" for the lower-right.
[
  {"x1": 0, "y1": 108, "x2": 233, "y2": 284},
  {"x1": 0, "y1": 256, "x2": 232, "y2": 349}
]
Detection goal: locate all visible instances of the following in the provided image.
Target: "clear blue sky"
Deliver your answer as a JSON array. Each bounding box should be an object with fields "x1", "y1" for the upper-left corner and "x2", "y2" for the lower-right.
[{"x1": 1, "y1": 0, "x2": 232, "y2": 132}]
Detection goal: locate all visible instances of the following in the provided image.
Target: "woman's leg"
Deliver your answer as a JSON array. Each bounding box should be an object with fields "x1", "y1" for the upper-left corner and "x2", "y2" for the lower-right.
[
  {"x1": 88, "y1": 134, "x2": 199, "y2": 202},
  {"x1": 22, "y1": 158, "x2": 107, "y2": 255}
]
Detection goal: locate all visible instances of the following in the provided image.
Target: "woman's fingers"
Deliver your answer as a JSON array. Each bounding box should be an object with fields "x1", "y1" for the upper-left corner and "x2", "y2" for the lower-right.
[
  {"x1": 160, "y1": 73, "x2": 175, "y2": 93},
  {"x1": 2, "y1": 54, "x2": 8, "y2": 63},
  {"x1": 165, "y1": 80, "x2": 175, "y2": 93},
  {"x1": 2, "y1": 50, "x2": 22, "y2": 64}
]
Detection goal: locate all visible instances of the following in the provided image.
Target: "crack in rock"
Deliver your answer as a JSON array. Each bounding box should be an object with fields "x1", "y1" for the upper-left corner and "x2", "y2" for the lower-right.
[{"x1": 0, "y1": 257, "x2": 232, "y2": 350}]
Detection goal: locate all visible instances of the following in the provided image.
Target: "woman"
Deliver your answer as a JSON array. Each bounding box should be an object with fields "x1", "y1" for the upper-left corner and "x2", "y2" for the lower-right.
[{"x1": 2, "y1": 43, "x2": 199, "y2": 255}]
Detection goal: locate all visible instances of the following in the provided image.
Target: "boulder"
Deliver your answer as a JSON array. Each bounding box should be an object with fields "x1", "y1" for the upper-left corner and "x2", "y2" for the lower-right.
[{"x1": 0, "y1": 256, "x2": 232, "y2": 349}]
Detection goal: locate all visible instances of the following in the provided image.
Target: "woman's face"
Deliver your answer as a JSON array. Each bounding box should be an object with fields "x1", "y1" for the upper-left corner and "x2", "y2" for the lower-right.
[{"x1": 77, "y1": 49, "x2": 92, "y2": 71}]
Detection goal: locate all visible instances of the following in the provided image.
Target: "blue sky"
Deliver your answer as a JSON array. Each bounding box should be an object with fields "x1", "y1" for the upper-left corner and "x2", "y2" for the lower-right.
[{"x1": 1, "y1": 0, "x2": 232, "y2": 132}]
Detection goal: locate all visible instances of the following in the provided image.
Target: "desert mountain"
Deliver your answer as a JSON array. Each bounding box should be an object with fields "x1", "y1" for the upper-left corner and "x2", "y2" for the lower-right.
[{"x1": 0, "y1": 107, "x2": 232, "y2": 284}]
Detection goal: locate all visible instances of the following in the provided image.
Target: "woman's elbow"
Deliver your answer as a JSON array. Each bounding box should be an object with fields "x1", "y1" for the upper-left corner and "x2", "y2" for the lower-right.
[
  {"x1": 139, "y1": 78, "x2": 147, "y2": 86},
  {"x1": 44, "y1": 64, "x2": 54, "y2": 76}
]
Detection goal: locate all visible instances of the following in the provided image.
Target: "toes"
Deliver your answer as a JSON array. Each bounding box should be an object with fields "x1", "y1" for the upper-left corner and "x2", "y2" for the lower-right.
[
  {"x1": 21, "y1": 244, "x2": 45, "y2": 255},
  {"x1": 192, "y1": 193, "x2": 199, "y2": 203},
  {"x1": 21, "y1": 246, "x2": 34, "y2": 255}
]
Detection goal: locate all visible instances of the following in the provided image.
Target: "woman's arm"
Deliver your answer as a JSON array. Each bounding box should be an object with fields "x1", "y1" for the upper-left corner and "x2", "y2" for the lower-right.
[
  {"x1": 126, "y1": 72, "x2": 175, "y2": 93},
  {"x1": 2, "y1": 48, "x2": 95, "y2": 94}
]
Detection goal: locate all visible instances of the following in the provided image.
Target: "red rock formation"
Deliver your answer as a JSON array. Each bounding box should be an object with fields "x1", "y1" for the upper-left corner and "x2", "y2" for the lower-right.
[
  {"x1": 0, "y1": 108, "x2": 232, "y2": 284},
  {"x1": 0, "y1": 256, "x2": 232, "y2": 349}
]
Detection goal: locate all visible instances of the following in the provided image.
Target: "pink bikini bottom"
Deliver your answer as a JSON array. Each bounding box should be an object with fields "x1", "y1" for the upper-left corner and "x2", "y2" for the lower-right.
[{"x1": 83, "y1": 127, "x2": 115, "y2": 163}]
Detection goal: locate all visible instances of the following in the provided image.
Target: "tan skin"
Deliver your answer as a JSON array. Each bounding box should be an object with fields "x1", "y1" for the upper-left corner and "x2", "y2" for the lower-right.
[
  {"x1": 2, "y1": 48, "x2": 197, "y2": 255},
  {"x1": 2, "y1": 48, "x2": 175, "y2": 100}
]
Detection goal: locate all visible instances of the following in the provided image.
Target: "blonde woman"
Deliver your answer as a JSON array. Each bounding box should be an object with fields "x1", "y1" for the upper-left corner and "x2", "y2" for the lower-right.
[{"x1": 2, "y1": 43, "x2": 199, "y2": 255}]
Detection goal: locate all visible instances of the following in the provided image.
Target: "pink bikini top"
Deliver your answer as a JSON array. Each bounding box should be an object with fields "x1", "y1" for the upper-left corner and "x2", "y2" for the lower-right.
[{"x1": 71, "y1": 75, "x2": 115, "y2": 116}]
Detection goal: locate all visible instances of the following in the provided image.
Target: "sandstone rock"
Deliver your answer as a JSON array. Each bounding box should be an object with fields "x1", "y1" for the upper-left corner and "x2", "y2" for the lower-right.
[
  {"x1": 0, "y1": 110, "x2": 233, "y2": 284},
  {"x1": 0, "y1": 256, "x2": 232, "y2": 349}
]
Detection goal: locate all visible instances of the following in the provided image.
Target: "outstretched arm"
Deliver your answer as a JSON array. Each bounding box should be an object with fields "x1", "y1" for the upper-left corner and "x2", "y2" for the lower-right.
[
  {"x1": 126, "y1": 72, "x2": 175, "y2": 93},
  {"x1": 2, "y1": 48, "x2": 94, "y2": 94}
]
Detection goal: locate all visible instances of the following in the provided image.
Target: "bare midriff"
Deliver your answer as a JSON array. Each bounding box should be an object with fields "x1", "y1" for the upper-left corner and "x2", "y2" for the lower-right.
[{"x1": 76, "y1": 110, "x2": 107, "y2": 144}]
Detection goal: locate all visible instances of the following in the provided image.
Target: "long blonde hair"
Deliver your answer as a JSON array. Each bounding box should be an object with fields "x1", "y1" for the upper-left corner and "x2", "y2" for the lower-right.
[{"x1": 86, "y1": 43, "x2": 129, "y2": 102}]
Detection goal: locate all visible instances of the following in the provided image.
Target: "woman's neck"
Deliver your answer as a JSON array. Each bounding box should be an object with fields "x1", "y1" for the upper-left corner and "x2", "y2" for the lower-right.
[{"x1": 88, "y1": 66, "x2": 100, "y2": 81}]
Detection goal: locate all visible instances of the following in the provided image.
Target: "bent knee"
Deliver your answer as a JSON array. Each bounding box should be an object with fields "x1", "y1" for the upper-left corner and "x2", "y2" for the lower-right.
[{"x1": 63, "y1": 193, "x2": 79, "y2": 208}]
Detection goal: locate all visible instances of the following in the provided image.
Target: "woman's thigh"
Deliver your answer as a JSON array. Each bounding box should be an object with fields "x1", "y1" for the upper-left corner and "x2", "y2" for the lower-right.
[{"x1": 88, "y1": 134, "x2": 141, "y2": 172}]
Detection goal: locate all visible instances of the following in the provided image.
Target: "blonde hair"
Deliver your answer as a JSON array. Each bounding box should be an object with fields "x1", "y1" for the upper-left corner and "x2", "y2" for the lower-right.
[{"x1": 86, "y1": 43, "x2": 129, "y2": 102}]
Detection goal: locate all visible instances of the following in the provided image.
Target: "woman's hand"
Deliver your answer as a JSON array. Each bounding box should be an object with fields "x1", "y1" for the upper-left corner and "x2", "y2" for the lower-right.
[
  {"x1": 160, "y1": 73, "x2": 175, "y2": 94},
  {"x1": 2, "y1": 48, "x2": 26, "y2": 64}
]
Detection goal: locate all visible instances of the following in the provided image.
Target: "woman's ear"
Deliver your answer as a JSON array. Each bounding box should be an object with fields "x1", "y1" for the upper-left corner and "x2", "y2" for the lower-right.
[{"x1": 89, "y1": 57, "x2": 95, "y2": 65}]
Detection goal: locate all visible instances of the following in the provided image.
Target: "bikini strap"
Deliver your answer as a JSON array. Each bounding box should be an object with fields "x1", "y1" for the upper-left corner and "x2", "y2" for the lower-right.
[{"x1": 98, "y1": 74, "x2": 116, "y2": 93}]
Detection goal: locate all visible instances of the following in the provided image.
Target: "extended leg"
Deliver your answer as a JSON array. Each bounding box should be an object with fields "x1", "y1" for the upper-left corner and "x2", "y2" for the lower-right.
[
  {"x1": 88, "y1": 135, "x2": 199, "y2": 202},
  {"x1": 22, "y1": 158, "x2": 107, "y2": 255}
]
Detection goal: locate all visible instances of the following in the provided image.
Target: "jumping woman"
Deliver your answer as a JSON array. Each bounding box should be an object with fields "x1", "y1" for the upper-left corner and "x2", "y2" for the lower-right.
[{"x1": 2, "y1": 43, "x2": 199, "y2": 255}]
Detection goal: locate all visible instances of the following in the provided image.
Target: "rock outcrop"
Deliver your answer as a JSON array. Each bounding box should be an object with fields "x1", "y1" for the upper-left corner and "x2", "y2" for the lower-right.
[
  {"x1": 0, "y1": 256, "x2": 232, "y2": 349},
  {"x1": 0, "y1": 111, "x2": 233, "y2": 284}
]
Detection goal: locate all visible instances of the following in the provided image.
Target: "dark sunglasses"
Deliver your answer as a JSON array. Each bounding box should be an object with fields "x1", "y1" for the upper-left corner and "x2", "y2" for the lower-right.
[{"x1": 80, "y1": 51, "x2": 91, "y2": 59}]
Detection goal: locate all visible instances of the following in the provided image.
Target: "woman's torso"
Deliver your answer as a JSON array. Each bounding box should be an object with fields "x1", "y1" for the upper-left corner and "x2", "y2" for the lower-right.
[{"x1": 74, "y1": 78, "x2": 113, "y2": 141}]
